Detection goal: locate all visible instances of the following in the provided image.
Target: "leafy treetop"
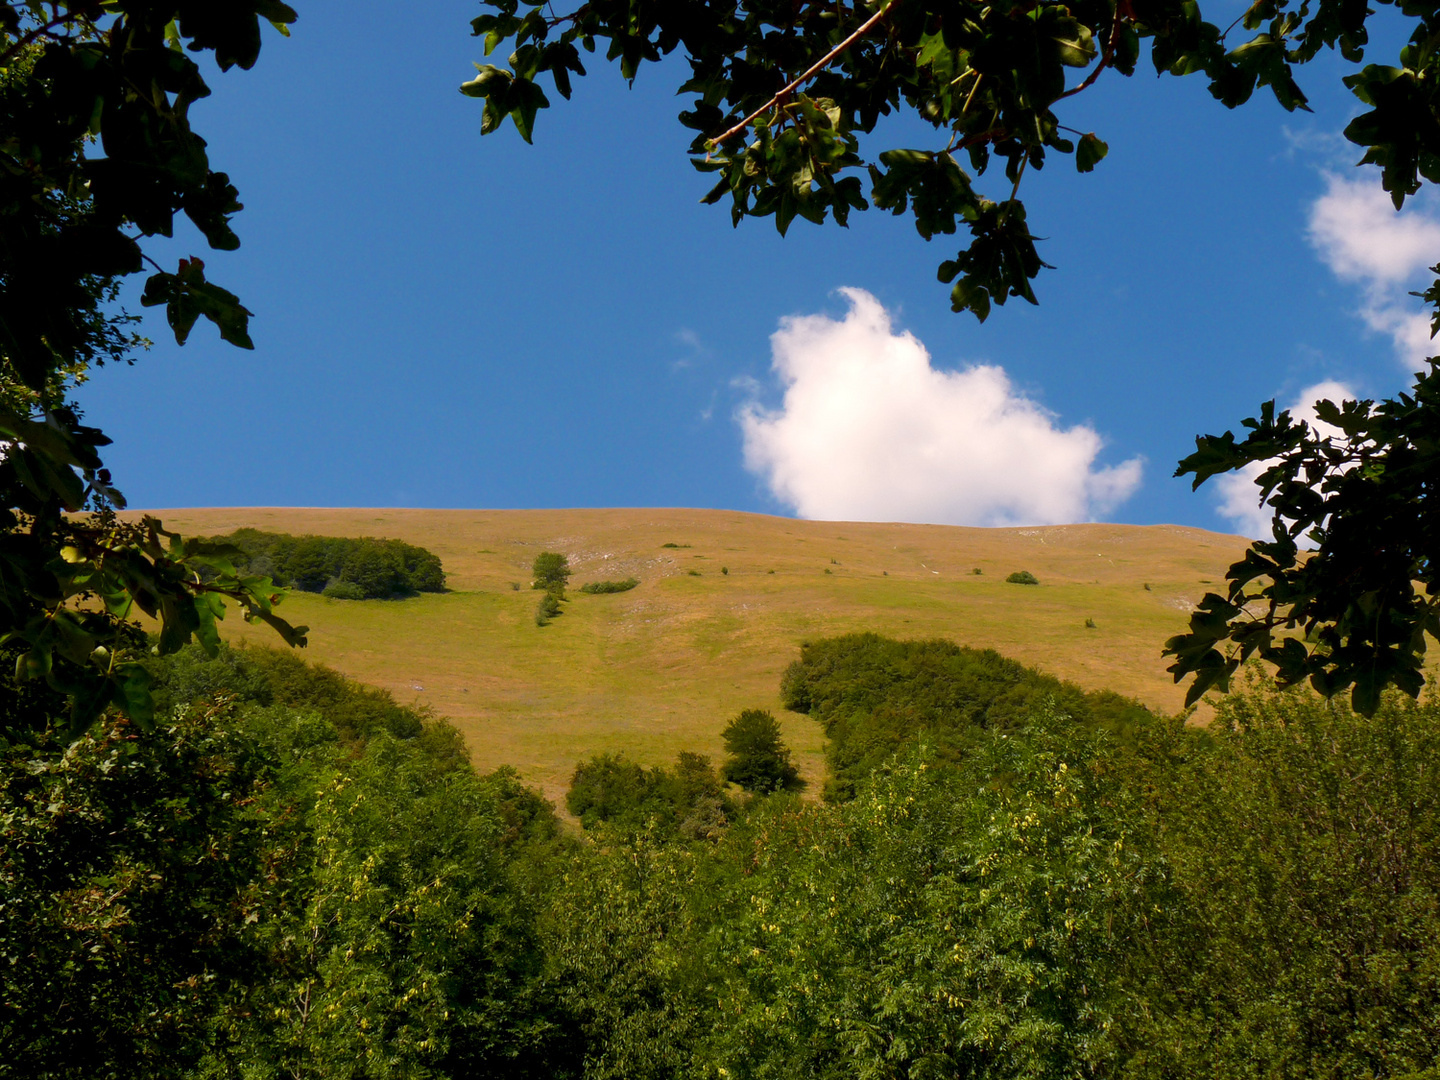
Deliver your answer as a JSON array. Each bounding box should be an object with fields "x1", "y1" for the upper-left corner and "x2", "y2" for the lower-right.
[
  {"x1": 532, "y1": 551, "x2": 571, "y2": 591},
  {"x1": 0, "y1": 1, "x2": 303, "y2": 735},
  {"x1": 462, "y1": 0, "x2": 1440, "y2": 320}
]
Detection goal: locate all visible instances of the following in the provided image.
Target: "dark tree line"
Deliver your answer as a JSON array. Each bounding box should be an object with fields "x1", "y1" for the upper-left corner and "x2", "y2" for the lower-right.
[{"x1": 214, "y1": 528, "x2": 446, "y2": 600}]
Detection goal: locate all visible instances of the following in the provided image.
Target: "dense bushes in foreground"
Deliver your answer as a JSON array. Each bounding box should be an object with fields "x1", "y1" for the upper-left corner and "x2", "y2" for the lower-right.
[
  {"x1": 4, "y1": 638, "x2": 1440, "y2": 1078},
  {"x1": 214, "y1": 529, "x2": 446, "y2": 598},
  {"x1": 549, "y1": 681, "x2": 1440, "y2": 1079},
  {"x1": 1, "y1": 647, "x2": 564, "y2": 1080}
]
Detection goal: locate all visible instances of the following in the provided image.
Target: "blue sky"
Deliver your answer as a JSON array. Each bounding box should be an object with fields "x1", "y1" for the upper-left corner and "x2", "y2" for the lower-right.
[{"x1": 84, "y1": 1, "x2": 1433, "y2": 533}]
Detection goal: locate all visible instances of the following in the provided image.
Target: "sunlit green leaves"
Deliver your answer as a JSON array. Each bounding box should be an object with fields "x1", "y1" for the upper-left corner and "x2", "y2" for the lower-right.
[
  {"x1": 461, "y1": 59, "x2": 553, "y2": 141},
  {"x1": 696, "y1": 94, "x2": 866, "y2": 233}
]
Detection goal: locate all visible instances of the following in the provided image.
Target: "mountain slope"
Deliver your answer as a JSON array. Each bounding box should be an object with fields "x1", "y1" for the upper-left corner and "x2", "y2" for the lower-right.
[{"x1": 136, "y1": 507, "x2": 1247, "y2": 800}]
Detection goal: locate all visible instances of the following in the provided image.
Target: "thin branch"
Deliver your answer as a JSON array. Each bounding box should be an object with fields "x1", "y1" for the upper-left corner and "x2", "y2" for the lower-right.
[
  {"x1": 997, "y1": 152, "x2": 1029, "y2": 226},
  {"x1": 1219, "y1": 7, "x2": 1250, "y2": 44},
  {"x1": 0, "y1": 10, "x2": 91, "y2": 68},
  {"x1": 956, "y1": 125, "x2": 1006, "y2": 151},
  {"x1": 961, "y1": 71, "x2": 984, "y2": 116},
  {"x1": 708, "y1": 0, "x2": 896, "y2": 148},
  {"x1": 1056, "y1": 2, "x2": 1127, "y2": 103}
]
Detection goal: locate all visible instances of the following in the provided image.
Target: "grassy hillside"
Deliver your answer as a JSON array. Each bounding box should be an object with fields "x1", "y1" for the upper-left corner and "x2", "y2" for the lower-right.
[{"x1": 133, "y1": 507, "x2": 1248, "y2": 801}]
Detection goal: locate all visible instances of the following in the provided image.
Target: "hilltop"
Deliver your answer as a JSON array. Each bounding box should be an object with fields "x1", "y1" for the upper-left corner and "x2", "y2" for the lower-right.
[{"x1": 134, "y1": 507, "x2": 1248, "y2": 801}]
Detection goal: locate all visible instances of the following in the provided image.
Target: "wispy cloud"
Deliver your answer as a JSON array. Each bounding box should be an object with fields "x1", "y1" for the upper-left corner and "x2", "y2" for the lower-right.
[
  {"x1": 737, "y1": 289, "x2": 1142, "y2": 526},
  {"x1": 1212, "y1": 379, "x2": 1354, "y2": 539},
  {"x1": 672, "y1": 327, "x2": 708, "y2": 371},
  {"x1": 1307, "y1": 172, "x2": 1440, "y2": 370}
]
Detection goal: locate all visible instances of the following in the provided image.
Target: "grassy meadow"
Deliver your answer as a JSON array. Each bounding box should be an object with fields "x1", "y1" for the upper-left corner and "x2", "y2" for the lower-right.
[{"x1": 135, "y1": 507, "x2": 1249, "y2": 802}]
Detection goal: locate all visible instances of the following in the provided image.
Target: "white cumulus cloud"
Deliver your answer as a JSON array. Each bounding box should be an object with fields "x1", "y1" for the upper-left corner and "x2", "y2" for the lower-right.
[
  {"x1": 737, "y1": 288, "x2": 1143, "y2": 526},
  {"x1": 1213, "y1": 379, "x2": 1354, "y2": 539},
  {"x1": 1307, "y1": 172, "x2": 1440, "y2": 369}
]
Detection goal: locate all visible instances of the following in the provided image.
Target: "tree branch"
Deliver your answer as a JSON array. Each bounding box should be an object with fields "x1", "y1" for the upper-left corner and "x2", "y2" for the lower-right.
[
  {"x1": 1057, "y1": 2, "x2": 1127, "y2": 102},
  {"x1": 708, "y1": 0, "x2": 895, "y2": 148},
  {"x1": 0, "y1": 10, "x2": 91, "y2": 68}
]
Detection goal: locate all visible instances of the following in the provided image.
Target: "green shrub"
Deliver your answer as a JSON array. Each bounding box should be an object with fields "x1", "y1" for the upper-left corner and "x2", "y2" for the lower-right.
[
  {"x1": 720, "y1": 566, "x2": 728, "y2": 575},
  {"x1": 578, "y1": 578, "x2": 639, "y2": 595},
  {"x1": 661, "y1": 542, "x2": 691, "y2": 549},
  {"x1": 322, "y1": 580, "x2": 367, "y2": 600},
  {"x1": 1005, "y1": 570, "x2": 1039, "y2": 584},
  {"x1": 720, "y1": 709, "x2": 801, "y2": 793},
  {"x1": 531, "y1": 551, "x2": 571, "y2": 593},
  {"x1": 1085, "y1": 617, "x2": 1097, "y2": 629},
  {"x1": 535, "y1": 592, "x2": 561, "y2": 625},
  {"x1": 687, "y1": 569, "x2": 701, "y2": 577},
  {"x1": 566, "y1": 751, "x2": 731, "y2": 838}
]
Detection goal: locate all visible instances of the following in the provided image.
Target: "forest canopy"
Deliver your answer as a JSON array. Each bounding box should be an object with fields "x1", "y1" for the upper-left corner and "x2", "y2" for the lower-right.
[{"x1": 6, "y1": 637, "x2": 1439, "y2": 1079}]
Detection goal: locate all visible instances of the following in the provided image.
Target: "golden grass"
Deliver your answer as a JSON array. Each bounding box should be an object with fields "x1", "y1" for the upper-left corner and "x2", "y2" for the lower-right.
[{"x1": 131, "y1": 507, "x2": 1248, "y2": 804}]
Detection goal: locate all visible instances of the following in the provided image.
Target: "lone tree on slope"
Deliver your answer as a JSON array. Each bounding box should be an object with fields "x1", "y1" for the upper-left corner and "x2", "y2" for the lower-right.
[
  {"x1": 721, "y1": 709, "x2": 801, "y2": 794},
  {"x1": 532, "y1": 552, "x2": 571, "y2": 594}
]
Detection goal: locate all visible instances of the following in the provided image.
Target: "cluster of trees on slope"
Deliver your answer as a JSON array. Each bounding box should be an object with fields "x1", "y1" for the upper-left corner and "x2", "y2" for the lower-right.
[
  {"x1": 212, "y1": 528, "x2": 446, "y2": 599},
  {"x1": 782, "y1": 632, "x2": 1154, "y2": 799},
  {"x1": 7, "y1": 634, "x2": 1440, "y2": 1079}
]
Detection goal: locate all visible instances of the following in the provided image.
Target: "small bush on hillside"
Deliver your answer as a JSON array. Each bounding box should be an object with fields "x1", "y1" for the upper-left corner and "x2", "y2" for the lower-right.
[
  {"x1": 721, "y1": 566, "x2": 728, "y2": 575},
  {"x1": 578, "y1": 578, "x2": 638, "y2": 595},
  {"x1": 687, "y1": 569, "x2": 701, "y2": 577},
  {"x1": 721, "y1": 709, "x2": 801, "y2": 793},
  {"x1": 535, "y1": 592, "x2": 561, "y2": 625},
  {"x1": 1085, "y1": 617, "x2": 1097, "y2": 629},
  {"x1": 1006, "y1": 570, "x2": 1039, "y2": 585},
  {"x1": 531, "y1": 552, "x2": 570, "y2": 593},
  {"x1": 661, "y1": 542, "x2": 691, "y2": 549},
  {"x1": 322, "y1": 581, "x2": 366, "y2": 600},
  {"x1": 973, "y1": 567, "x2": 983, "y2": 575}
]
